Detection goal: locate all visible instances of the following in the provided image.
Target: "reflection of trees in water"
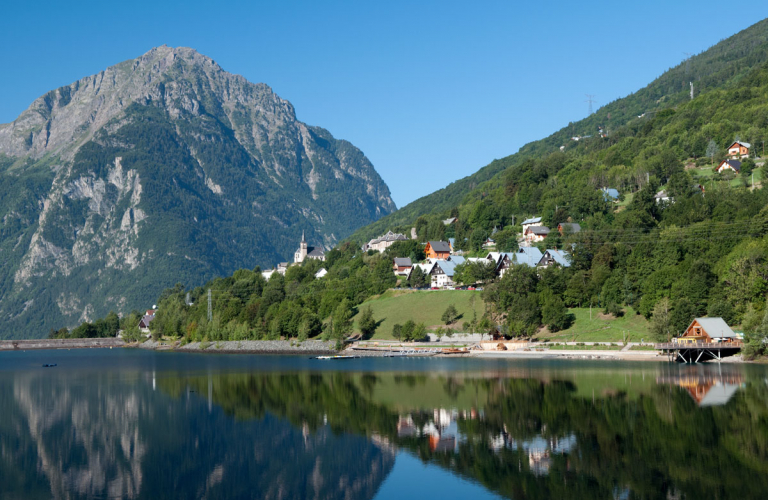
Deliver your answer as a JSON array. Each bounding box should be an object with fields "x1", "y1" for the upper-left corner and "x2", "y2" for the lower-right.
[{"x1": 180, "y1": 369, "x2": 768, "y2": 500}]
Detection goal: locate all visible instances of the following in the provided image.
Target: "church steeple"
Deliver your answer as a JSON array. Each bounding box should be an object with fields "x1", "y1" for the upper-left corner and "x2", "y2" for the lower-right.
[{"x1": 301, "y1": 230, "x2": 305, "y2": 243}]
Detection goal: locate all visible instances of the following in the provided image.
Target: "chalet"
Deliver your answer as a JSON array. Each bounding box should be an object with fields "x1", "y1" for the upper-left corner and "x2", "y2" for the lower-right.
[
  {"x1": 716, "y1": 159, "x2": 741, "y2": 174},
  {"x1": 538, "y1": 249, "x2": 571, "y2": 268},
  {"x1": 521, "y1": 216, "x2": 542, "y2": 233},
  {"x1": 524, "y1": 226, "x2": 550, "y2": 243},
  {"x1": 516, "y1": 247, "x2": 544, "y2": 267},
  {"x1": 727, "y1": 140, "x2": 750, "y2": 158},
  {"x1": 362, "y1": 231, "x2": 408, "y2": 253},
  {"x1": 487, "y1": 247, "x2": 543, "y2": 277},
  {"x1": 482, "y1": 237, "x2": 496, "y2": 249},
  {"x1": 425, "y1": 240, "x2": 452, "y2": 259},
  {"x1": 138, "y1": 313, "x2": 155, "y2": 333},
  {"x1": 393, "y1": 257, "x2": 413, "y2": 276},
  {"x1": 601, "y1": 187, "x2": 620, "y2": 202},
  {"x1": 557, "y1": 223, "x2": 581, "y2": 235},
  {"x1": 429, "y1": 259, "x2": 459, "y2": 288},
  {"x1": 675, "y1": 317, "x2": 739, "y2": 345}
]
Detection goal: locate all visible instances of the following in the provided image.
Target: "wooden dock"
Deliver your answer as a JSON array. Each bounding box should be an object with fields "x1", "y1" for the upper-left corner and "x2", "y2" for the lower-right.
[{"x1": 655, "y1": 341, "x2": 742, "y2": 363}]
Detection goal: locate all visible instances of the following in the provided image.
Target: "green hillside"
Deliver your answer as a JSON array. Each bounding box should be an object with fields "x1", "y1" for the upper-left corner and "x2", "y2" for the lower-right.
[{"x1": 351, "y1": 289, "x2": 485, "y2": 339}]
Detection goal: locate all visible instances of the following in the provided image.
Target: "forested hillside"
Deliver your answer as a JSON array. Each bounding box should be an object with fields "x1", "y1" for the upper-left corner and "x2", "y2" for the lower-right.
[{"x1": 351, "y1": 18, "x2": 768, "y2": 243}]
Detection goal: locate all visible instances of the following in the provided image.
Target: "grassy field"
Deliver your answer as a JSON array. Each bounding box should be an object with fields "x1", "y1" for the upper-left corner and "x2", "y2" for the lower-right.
[
  {"x1": 535, "y1": 307, "x2": 653, "y2": 343},
  {"x1": 352, "y1": 289, "x2": 485, "y2": 339}
]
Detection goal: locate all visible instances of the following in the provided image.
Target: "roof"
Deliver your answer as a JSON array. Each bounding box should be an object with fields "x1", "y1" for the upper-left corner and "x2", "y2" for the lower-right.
[
  {"x1": 393, "y1": 257, "x2": 412, "y2": 267},
  {"x1": 365, "y1": 231, "x2": 407, "y2": 247},
  {"x1": 558, "y1": 223, "x2": 581, "y2": 233},
  {"x1": 521, "y1": 216, "x2": 542, "y2": 225},
  {"x1": 541, "y1": 249, "x2": 571, "y2": 267},
  {"x1": 719, "y1": 159, "x2": 741, "y2": 172},
  {"x1": 442, "y1": 217, "x2": 457, "y2": 225},
  {"x1": 729, "y1": 140, "x2": 751, "y2": 149},
  {"x1": 654, "y1": 190, "x2": 669, "y2": 199},
  {"x1": 698, "y1": 383, "x2": 740, "y2": 407},
  {"x1": 691, "y1": 317, "x2": 738, "y2": 338},
  {"x1": 526, "y1": 226, "x2": 550, "y2": 235},
  {"x1": 601, "y1": 187, "x2": 620, "y2": 200},
  {"x1": 427, "y1": 241, "x2": 451, "y2": 252},
  {"x1": 515, "y1": 247, "x2": 544, "y2": 267},
  {"x1": 449, "y1": 255, "x2": 466, "y2": 265},
  {"x1": 307, "y1": 246, "x2": 325, "y2": 257},
  {"x1": 433, "y1": 259, "x2": 458, "y2": 277},
  {"x1": 315, "y1": 268, "x2": 328, "y2": 278}
]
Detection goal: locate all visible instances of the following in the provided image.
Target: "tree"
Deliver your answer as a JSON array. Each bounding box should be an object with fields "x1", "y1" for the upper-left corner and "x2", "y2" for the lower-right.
[
  {"x1": 706, "y1": 139, "x2": 718, "y2": 163},
  {"x1": 542, "y1": 294, "x2": 573, "y2": 332},
  {"x1": 743, "y1": 305, "x2": 768, "y2": 359},
  {"x1": 332, "y1": 299, "x2": 353, "y2": 345},
  {"x1": 650, "y1": 298, "x2": 671, "y2": 342},
  {"x1": 441, "y1": 304, "x2": 459, "y2": 325},
  {"x1": 392, "y1": 323, "x2": 403, "y2": 341},
  {"x1": 358, "y1": 306, "x2": 377, "y2": 339},
  {"x1": 408, "y1": 266, "x2": 428, "y2": 289}
]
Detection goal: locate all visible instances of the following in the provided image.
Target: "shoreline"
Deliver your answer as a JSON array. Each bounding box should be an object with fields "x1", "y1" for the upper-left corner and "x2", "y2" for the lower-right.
[{"x1": 0, "y1": 338, "x2": 748, "y2": 363}]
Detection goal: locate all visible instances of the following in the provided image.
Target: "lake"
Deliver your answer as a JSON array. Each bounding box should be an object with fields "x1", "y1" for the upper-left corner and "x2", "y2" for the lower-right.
[{"x1": 0, "y1": 349, "x2": 766, "y2": 499}]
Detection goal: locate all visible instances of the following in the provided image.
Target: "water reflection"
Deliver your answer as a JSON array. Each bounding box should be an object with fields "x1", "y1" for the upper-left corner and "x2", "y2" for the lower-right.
[{"x1": 1, "y1": 352, "x2": 767, "y2": 499}]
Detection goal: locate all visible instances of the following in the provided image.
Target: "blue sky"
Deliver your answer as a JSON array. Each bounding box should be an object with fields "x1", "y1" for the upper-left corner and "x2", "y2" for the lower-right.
[{"x1": 2, "y1": 1, "x2": 767, "y2": 207}]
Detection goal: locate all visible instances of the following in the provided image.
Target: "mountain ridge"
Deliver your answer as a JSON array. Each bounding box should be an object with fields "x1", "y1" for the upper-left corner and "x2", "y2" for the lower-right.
[{"x1": 0, "y1": 45, "x2": 394, "y2": 339}]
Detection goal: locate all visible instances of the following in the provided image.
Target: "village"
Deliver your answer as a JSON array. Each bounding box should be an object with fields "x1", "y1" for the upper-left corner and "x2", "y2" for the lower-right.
[{"x1": 133, "y1": 139, "x2": 757, "y2": 362}]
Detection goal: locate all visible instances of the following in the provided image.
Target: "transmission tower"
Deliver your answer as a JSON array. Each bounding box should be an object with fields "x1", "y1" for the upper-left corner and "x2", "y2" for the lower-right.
[{"x1": 585, "y1": 94, "x2": 597, "y2": 115}]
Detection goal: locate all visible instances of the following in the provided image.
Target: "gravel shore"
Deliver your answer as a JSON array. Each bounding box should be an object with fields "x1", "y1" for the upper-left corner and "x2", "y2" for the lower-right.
[{"x1": 136, "y1": 339, "x2": 337, "y2": 354}]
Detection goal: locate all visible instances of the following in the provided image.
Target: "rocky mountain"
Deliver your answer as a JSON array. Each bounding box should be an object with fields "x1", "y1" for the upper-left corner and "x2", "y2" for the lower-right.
[{"x1": 0, "y1": 46, "x2": 395, "y2": 339}]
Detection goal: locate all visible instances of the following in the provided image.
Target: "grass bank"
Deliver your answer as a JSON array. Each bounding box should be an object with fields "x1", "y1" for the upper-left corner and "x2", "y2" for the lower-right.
[
  {"x1": 536, "y1": 307, "x2": 653, "y2": 343},
  {"x1": 352, "y1": 289, "x2": 485, "y2": 340}
]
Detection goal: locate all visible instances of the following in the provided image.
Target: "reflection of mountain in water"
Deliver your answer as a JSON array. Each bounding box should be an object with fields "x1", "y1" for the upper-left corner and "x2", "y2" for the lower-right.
[{"x1": 0, "y1": 372, "x2": 395, "y2": 500}]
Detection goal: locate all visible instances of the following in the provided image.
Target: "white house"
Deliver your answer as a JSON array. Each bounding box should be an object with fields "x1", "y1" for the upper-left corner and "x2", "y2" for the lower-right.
[
  {"x1": 362, "y1": 231, "x2": 408, "y2": 252},
  {"x1": 524, "y1": 226, "x2": 550, "y2": 243},
  {"x1": 521, "y1": 216, "x2": 542, "y2": 234}
]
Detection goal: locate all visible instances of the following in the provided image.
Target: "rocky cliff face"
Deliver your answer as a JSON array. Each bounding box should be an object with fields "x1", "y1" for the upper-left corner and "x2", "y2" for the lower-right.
[{"x1": 0, "y1": 46, "x2": 395, "y2": 338}]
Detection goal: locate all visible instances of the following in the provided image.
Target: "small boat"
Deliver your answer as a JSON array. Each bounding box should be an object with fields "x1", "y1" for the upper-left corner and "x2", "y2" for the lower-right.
[
  {"x1": 42, "y1": 364, "x2": 57, "y2": 368},
  {"x1": 314, "y1": 355, "x2": 360, "y2": 360}
]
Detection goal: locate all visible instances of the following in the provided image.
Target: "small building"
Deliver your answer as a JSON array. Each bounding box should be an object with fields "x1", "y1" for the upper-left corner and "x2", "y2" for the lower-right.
[
  {"x1": 521, "y1": 216, "x2": 542, "y2": 234},
  {"x1": 482, "y1": 237, "x2": 496, "y2": 249},
  {"x1": 515, "y1": 247, "x2": 544, "y2": 267},
  {"x1": 538, "y1": 249, "x2": 571, "y2": 268},
  {"x1": 676, "y1": 317, "x2": 739, "y2": 344},
  {"x1": 393, "y1": 257, "x2": 413, "y2": 276},
  {"x1": 428, "y1": 260, "x2": 459, "y2": 288},
  {"x1": 524, "y1": 226, "x2": 550, "y2": 243},
  {"x1": 654, "y1": 190, "x2": 672, "y2": 204},
  {"x1": 425, "y1": 241, "x2": 452, "y2": 260},
  {"x1": 362, "y1": 231, "x2": 408, "y2": 253},
  {"x1": 727, "y1": 141, "x2": 750, "y2": 158},
  {"x1": 557, "y1": 223, "x2": 581, "y2": 235},
  {"x1": 315, "y1": 268, "x2": 328, "y2": 279},
  {"x1": 716, "y1": 159, "x2": 741, "y2": 174},
  {"x1": 442, "y1": 217, "x2": 458, "y2": 226},
  {"x1": 138, "y1": 313, "x2": 155, "y2": 333}
]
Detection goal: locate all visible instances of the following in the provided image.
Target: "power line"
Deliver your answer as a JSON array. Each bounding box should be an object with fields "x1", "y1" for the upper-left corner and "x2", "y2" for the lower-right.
[{"x1": 585, "y1": 94, "x2": 597, "y2": 115}]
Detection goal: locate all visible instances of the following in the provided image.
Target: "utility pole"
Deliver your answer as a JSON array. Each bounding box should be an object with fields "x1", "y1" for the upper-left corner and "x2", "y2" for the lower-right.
[
  {"x1": 207, "y1": 288, "x2": 212, "y2": 322},
  {"x1": 585, "y1": 94, "x2": 597, "y2": 115},
  {"x1": 690, "y1": 82, "x2": 694, "y2": 100}
]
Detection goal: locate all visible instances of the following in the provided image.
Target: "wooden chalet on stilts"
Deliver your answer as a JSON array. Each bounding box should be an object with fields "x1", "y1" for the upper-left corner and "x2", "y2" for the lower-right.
[{"x1": 655, "y1": 317, "x2": 743, "y2": 363}]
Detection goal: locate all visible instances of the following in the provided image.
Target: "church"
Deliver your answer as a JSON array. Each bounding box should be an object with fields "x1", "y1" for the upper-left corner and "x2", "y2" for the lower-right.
[{"x1": 294, "y1": 231, "x2": 326, "y2": 263}]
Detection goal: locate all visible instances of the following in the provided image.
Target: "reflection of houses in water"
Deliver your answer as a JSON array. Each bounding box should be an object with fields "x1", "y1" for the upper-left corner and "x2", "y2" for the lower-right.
[
  {"x1": 397, "y1": 407, "x2": 481, "y2": 454},
  {"x1": 656, "y1": 367, "x2": 745, "y2": 407},
  {"x1": 504, "y1": 435, "x2": 577, "y2": 476}
]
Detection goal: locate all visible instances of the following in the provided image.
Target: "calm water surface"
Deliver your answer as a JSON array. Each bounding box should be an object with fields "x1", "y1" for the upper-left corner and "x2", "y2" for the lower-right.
[{"x1": 0, "y1": 349, "x2": 767, "y2": 499}]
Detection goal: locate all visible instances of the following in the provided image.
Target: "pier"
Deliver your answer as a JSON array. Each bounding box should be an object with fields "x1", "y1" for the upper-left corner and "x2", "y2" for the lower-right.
[{"x1": 655, "y1": 341, "x2": 742, "y2": 363}]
